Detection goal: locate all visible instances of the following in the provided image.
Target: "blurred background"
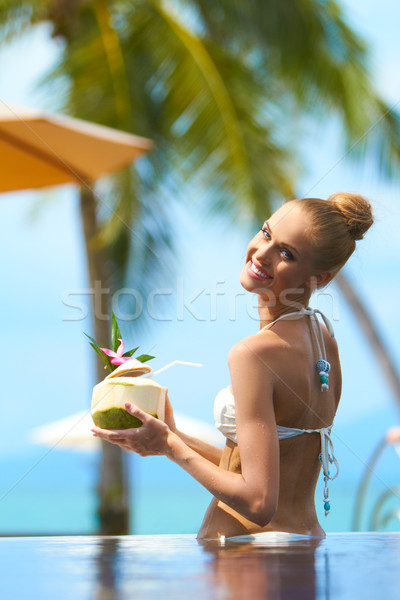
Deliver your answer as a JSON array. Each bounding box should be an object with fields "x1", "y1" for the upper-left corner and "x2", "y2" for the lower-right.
[{"x1": 1, "y1": 0, "x2": 400, "y2": 536}]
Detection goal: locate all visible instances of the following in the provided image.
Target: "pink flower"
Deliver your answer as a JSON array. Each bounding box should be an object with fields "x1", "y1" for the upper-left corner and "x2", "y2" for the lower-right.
[{"x1": 100, "y1": 338, "x2": 133, "y2": 366}]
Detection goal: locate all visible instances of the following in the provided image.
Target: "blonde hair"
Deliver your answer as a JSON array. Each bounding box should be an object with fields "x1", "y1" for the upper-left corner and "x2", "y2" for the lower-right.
[{"x1": 294, "y1": 192, "x2": 374, "y2": 278}]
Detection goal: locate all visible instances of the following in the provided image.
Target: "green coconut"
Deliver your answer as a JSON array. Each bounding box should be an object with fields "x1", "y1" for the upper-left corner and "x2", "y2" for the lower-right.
[{"x1": 91, "y1": 377, "x2": 166, "y2": 429}]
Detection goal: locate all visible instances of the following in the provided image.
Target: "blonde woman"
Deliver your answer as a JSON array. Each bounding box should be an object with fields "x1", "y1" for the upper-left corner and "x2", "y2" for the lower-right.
[{"x1": 93, "y1": 193, "x2": 373, "y2": 539}]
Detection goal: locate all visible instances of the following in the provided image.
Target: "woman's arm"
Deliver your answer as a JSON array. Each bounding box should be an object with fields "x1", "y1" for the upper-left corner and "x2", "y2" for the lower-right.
[
  {"x1": 165, "y1": 391, "x2": 223, "y2": 465},
  {"x1": 174, "y1": 430, "x2": 223, "y2": 465},
  {"x1": 92, "y1": 336, "x2": 279, "y2": 526}
]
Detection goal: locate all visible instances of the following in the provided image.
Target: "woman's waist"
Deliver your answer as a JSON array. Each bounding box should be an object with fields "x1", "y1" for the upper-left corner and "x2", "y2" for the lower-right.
[
  {"x1": 199, "y1": 498, "x2": 321, "y2": 539},
  {"x1": 220, "y1": 440, "x2": 323, "y2": 503},
  {"x1": 219, "y1": 439, "x2": 242, "y2": 472}
]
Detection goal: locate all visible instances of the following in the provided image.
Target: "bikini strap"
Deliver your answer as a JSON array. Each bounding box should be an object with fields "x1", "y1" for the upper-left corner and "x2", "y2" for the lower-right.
[
  {"x1": 258, "y1": 307, "x2": 335, "y2": 394},
  {"x1": 318, "y1": 426, "x2": 339, "y2": 516},
  {"x1": 301, "y1": 307, "x2": 335, "y2": 338},
  {"x1": 305, "y1": 309, "x2": 335, "y2": 393},
  {"x1": 258, "y1": 306, "x2": 335, "y2": 338},
  {"x1": 258, "y1": 308, "x2": 309, "y2": 333}
]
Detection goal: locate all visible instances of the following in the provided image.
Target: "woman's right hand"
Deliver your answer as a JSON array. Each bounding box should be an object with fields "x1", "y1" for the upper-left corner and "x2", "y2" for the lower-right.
[{"x1": 164, "y1": 388, "x2": 177, "y2": 433}]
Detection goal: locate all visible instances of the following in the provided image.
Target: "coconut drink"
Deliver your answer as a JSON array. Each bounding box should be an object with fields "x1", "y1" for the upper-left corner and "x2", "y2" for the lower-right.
[
  {"x1": 86, "y1": 312, "x2": 201, "y2": 429},
  {"x1": 91, "y1": 359, "x2": 166, "y2": 429}
]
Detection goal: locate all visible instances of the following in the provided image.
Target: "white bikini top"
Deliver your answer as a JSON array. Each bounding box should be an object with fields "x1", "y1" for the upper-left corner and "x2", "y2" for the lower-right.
[{"x1": 213, "y1": 306, "x2": 339, "y2": 516}]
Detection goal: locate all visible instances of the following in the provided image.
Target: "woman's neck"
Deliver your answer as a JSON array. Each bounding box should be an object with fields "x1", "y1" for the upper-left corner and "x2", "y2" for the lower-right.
[{"x1": 257, "y1": 294, "x2": 311, "y2": 330}]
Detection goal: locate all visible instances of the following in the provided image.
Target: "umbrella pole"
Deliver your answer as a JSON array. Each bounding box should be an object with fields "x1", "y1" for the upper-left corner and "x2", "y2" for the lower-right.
[{"x1": 80, "y1": 186, "x2": 130, "y2": 535}]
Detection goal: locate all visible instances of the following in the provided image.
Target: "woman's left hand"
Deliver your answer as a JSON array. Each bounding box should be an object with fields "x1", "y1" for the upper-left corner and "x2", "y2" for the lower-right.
[{"x1": 91, "y1": 402, "x2": 172, "y2": 457}]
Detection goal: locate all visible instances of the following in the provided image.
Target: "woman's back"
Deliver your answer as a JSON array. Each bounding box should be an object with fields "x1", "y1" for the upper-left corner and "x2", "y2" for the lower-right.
[
  {"x1": 199, "y1": 311, "x2": 341, "y2": 538},
  {"x1": 265, "y1": 314, "x2": 341, "y2": 534}
]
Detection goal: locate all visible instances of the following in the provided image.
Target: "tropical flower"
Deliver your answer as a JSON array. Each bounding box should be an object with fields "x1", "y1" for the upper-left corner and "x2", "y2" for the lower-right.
[
  {"x1": 84, "y1": 311, "x2": 155, "y2": 373},
  {"x1": 101, "y1": 338, "x2": 140, "y2": 366}
]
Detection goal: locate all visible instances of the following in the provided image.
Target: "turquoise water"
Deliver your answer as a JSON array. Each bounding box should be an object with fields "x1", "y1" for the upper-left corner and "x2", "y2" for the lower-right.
[{"x1": 1, "y1": 445, "x2": 399, "y2": 536}]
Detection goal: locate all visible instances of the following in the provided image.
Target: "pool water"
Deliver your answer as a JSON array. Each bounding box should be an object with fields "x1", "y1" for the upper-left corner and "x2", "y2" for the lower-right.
[{"x1": 1, "y1": 532, "x2": 399, "y2": 599}]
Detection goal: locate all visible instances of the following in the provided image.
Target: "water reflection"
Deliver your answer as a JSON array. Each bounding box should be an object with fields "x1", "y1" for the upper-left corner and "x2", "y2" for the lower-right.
[
  {"x1": 199, "y1": 537, "x2": 326, "y2": 600},
  {"x1": 94, "y1": 537, "x2": 120, "y2": 600},
  {"x1": 91, "y1": 534, "x2": 329, "y2": 599},
  {"x1": 4, "y1": 533, "x2": 398, "y2": 599}
]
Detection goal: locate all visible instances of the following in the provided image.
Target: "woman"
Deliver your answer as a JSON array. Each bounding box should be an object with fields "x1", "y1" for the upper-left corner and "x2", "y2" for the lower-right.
[{"x1": 92, "y1": 192, "x2": 373, "y2": 539}]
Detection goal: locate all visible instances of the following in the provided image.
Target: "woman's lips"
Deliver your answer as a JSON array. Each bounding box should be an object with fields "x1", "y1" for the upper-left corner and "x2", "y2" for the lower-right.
[{"x1": 246, "y1": 260, "x2": 272, "y2": 281}]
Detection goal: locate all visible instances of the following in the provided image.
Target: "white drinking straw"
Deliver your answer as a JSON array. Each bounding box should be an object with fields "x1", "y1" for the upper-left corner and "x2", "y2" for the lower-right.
[{"x1": 144, "y1": 360, "x2": 203, "y2": 378}]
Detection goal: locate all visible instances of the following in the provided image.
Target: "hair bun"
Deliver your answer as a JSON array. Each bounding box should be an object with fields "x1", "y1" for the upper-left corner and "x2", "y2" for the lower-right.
[{"x1": 327, "y1": 192, "x2": 374, "y2": 241}]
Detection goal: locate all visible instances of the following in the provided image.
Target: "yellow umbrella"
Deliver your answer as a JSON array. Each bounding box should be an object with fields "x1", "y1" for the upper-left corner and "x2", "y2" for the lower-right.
[{"x1": 0, "y1": 102, "x2": 153, "y2": 192}]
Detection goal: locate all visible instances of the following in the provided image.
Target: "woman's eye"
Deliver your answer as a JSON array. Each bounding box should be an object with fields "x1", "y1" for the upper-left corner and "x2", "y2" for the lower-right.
[
  {"x1": 261, "y1": 227, "x2": 271, "y2": 239},
  {"x1": 282, "y1": 248, "x2": 294, "y2": 261}
]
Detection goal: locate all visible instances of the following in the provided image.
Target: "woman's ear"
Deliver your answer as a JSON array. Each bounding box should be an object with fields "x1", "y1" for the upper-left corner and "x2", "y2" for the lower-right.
[{"x1": 305, "y1": 272, "x2": 332, "y2": 289}]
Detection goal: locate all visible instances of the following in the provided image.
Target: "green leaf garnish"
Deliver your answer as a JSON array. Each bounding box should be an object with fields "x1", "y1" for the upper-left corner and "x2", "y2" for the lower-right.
[
  {"x1": 111, "y1": 311, "x2": 122, "y2": 353},
  {"x1": 123, "y1": 346, "x2": 140, "y2": 357},
  {"x1": 136, "y1": 354, "x2": 156, "y2": 363}
]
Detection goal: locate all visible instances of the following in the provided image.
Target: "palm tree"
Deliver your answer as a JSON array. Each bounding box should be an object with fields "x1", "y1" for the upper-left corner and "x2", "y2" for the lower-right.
[{"x1": 2, "y1": 0, "x2": 400, "y2": 534}]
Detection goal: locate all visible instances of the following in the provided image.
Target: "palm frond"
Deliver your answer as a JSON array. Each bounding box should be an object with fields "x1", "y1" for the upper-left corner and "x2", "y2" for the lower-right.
[{"x1": 2, "y1": 0, "x2": 400, "y2": 313}]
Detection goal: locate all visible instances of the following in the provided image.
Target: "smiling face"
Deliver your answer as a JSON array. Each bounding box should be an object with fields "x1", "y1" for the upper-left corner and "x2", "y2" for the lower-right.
[{"x1": 240, "y1": 202, "x2": 328, "y2": 304}]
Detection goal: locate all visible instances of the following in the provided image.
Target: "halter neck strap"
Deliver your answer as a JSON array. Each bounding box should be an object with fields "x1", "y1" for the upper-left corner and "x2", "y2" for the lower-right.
[
  {"x1": 301, "y1": 307, "x2": 335, "y2": 338},
  {"x1": 258, "y1": 307, "x2": 335, "y2": 338}
]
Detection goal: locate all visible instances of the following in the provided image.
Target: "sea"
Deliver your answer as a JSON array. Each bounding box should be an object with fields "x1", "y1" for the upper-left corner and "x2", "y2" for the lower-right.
[{"x1": 1, "y1": 418, "x2": 400, "y2": 537}]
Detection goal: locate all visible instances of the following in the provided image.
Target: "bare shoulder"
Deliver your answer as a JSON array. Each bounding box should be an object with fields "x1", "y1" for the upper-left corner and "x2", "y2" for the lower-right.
[
  {"x1": 227, "y1": 330, "x2": 285, "y2": 389},
  {"x1": 228, "y1": 329, "x2": 288, "y2": 362}
]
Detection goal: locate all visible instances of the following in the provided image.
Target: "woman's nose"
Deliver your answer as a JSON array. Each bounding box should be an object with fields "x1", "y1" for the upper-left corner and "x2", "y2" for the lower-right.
[{"x1": 254, "y1": 241, "x2": 273, "y2": 265}]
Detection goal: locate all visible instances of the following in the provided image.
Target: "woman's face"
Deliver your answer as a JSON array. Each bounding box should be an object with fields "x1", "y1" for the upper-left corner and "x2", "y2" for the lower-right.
[{"x1": 240, "y1": 202, "x2": 322, "y2": 301}]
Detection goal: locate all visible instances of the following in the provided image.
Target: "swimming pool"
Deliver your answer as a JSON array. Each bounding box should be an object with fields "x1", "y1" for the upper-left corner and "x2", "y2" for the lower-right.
[{"x1": 1, "y1": 532, "x2": 399, "y2": 599}]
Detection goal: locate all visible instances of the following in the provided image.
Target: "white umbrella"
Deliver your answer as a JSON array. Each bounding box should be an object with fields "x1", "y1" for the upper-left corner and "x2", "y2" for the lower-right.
[{"x1": 31, "y1": 410, "x2": 224, "y2": 453}]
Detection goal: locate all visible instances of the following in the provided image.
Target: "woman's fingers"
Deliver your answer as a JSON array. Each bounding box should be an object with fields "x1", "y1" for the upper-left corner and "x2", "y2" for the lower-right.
[
  {"x1": 164, "y1": 388, "x2": 177, "y2": 432},
  {"x1": 124, "y1": 402, "x2": 149, "y2": 425},
  {"x1": 91, "y1": 403, "x2": 171, "y2": 457},
  {"x1": 91, "y1": 404, "x2": 153, "y2": 441},
  {"x1": 92, "y1": 425, "x2": 144, "y2": 454},
  {"x1": 92, "y1": 426, "x2": 128, "y2": 444}
]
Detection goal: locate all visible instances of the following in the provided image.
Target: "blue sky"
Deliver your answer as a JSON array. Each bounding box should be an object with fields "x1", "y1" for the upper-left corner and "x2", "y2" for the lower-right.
[{"x1": 1, "y1": 1, "x2": 400, "y2": 533}]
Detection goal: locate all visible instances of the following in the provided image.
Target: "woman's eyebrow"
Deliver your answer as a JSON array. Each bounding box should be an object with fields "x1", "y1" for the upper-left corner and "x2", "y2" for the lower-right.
[{"x1": 264, "y1": 221, "x2": 300, "y2": 256}]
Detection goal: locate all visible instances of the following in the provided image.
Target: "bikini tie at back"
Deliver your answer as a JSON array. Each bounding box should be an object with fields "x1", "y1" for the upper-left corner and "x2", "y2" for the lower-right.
[{"x1": 277, "y1": 423, "x2": 339, "y2": 515}]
